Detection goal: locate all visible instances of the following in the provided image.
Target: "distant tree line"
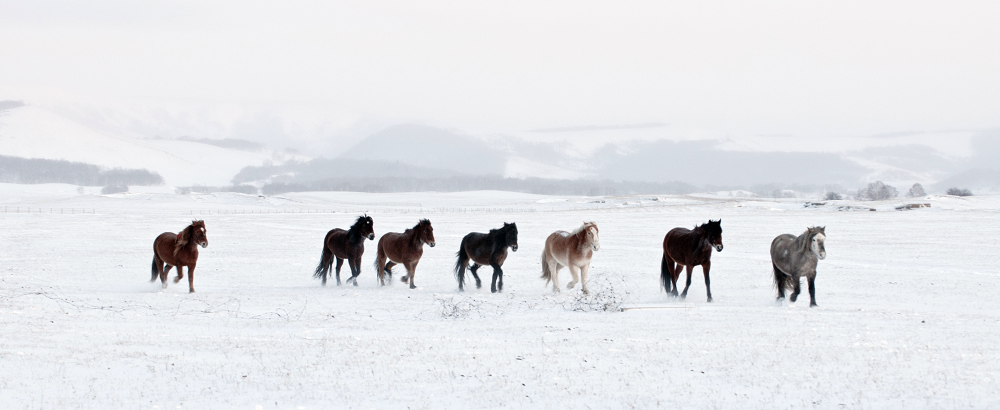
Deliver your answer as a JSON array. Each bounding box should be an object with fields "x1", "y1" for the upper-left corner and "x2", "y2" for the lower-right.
[{"x1": 0, "y1": 155, "x2": 163, "y2": 186}]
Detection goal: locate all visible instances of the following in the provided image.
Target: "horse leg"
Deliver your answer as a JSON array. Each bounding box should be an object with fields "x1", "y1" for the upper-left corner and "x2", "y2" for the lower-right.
[
  {"x1": 160, "y1": 265, "x2": 173, "y2": 289},
  {"x1": 550, "y1": 263, "x2": 562, "y2": 293},
  {"x1": 186, "y1": 264, "x2": 196, "y2": 293},
  {"x1": 348, "y1": 257, "x2": 361, "y2": 286},
  {"x1": 580, "y1": 263, "x2": 590, "y2": 295},
  {"x1": 667, "y1": 257, "x2": 681, "y2": 297},
  {"x1": 469, "y1": 264, "x2": 482, "y2": 289},
  {"x1": 490, "y1": 263, "x2": 502, "y2": 293},
  {"x1": 173, "y1": 265, "x2": 184, "y2": 284},
  {"x1": 384, "y1": 261, "x2": 397, "y2": 284},
  {"x1": 807, "y1": 275, "x2": 818, "y2": 307},
  {"x1": 567, "y1": 265, "x2": 580, "y2": 289},
  {"x1": 790, "y1": 276, "x2": 801, "y2": 303},
  {"x1": 680, "y1": 265, "x2": 693, "y2": 299},
  {"x1": 702, "y1": 262, "x2": 713, "y2": 303},
  {"x1": 405, "y1": 261, "x2": 417, "y2": 289},
  {"x1": 334, "y1": 257, "x2": 344, "y2": 286},
  {"x1": 774, "y1": 263, "x2": 787, "y2": 303}
]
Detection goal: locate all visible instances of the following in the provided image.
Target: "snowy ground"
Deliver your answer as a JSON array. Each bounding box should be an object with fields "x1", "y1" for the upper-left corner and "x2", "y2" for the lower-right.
[{"x1": 1, "y1": 185, "x2": 999, "y2": 408}]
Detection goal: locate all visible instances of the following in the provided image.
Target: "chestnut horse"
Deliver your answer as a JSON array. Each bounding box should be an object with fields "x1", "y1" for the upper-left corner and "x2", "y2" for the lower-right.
[
  {"x1": 660, "y1": 219, "x2": 723, "y2": 302},
  {"x1": 455, "y1": 222, "x2": 518, "y2": 293},
  {"x1": 374, "y1": 219, "x2": 436, "y2": 289},
  {"x1": 314, "y1": 215, "x2": 375, "y2": 286},
  {"x1": 151, "y1": 220, "x2": 208, "y2": 293},
  {"x1": 541, "y1": 222, "x2": 600, "y2": 294}
]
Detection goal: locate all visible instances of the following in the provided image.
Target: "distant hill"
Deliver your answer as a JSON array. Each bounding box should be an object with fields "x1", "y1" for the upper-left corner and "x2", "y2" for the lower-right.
[
  {"x1": 337, "y1": 124, "x2": 506, "y2": 176},
  {"x1": 0, "y1": 104, "x2": 300, "y2": 186}
]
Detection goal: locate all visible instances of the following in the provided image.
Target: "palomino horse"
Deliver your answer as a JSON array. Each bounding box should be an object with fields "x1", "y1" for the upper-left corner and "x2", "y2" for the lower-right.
[
  {"x1": 771, "y1": 226, "x2": 826, "y2": 307},
  {"x1": 661, "y1": 219, "x2": 723, "y2": 302},
  {"x1": 374, "y1": 219, "x2": 436, "y2": 289},
  {"x1": 151, "y1": 220, "x2": 208, "y2": 293},
  {"x1": 455, "y1": 222, "x2": 518, "y2": 293},
  {"x1": 314, "y1": 215, "x2": 375, "y2": 286},
  {"x1": 541, "y1": 222, "x2": 600, "y2": 294}
]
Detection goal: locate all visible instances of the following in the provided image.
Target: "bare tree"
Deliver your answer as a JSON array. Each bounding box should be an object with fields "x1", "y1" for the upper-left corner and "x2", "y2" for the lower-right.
[
  {"x1": 906, "y1": 183, "x2": 926, "y2": 198},
  {"x1": 946, "y1": 187, "x2": 973, "y2": 196},
  {"x1": 856, "y1": 181, "x2": 898, "y2": 201}
]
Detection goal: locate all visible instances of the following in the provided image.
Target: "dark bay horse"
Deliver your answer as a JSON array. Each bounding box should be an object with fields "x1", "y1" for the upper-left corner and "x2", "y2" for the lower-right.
[
  {"x1": 541, "y1": 222, "x2": 600, "y2": 294},
  {"x1": 660, "y1": 219, "x2": 723, "y2": 302},
  {"x1": 151, "y1": 220, "x2": 208, "y2": 293},
  {"x1": 771, "y1": 226, "x2": 826, "y2": 307},
  {"x1": 455, "y1": 222, "x2": 518, "y2": 293},
  {"x1": 374, "y1": 219, "x2": 436, "y2": 289},
  {"x1": 314, "y1": 215, "x2": 375, "y2": 286}
]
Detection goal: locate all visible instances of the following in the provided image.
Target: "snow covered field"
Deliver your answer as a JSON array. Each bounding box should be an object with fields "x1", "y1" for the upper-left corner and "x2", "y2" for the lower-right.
[{"x1": 1, "y1": 185, "x2": 998, "y2": 408}]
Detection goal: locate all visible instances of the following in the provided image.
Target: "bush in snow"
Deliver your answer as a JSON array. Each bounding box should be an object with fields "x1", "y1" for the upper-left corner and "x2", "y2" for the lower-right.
[
  {"x1": 101, "y1": 185, "x2": 128, "y2": 194},
  {"x1": 824, "y1": 192, "x2": 843, "y2": 201},
  {"x1": 906, "y1": 183, "x2": 926, "y2": 198},
  {"x1": 946, "y1": 187, "x2": 973, "y2": 196},
  {"x1": 856, "y1": 181, "x2": 898, "y2": 201},
  {"x1": 563, "y1": 272, "x2": 634, "y2": 312}
]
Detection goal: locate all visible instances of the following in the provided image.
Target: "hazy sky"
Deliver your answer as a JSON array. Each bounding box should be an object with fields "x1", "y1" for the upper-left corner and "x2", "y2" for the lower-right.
[{"x1": 2, "y1": 1, "x2": 999, "y2": 143}]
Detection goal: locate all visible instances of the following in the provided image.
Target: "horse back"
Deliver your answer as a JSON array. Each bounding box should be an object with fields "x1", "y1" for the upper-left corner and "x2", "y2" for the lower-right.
[
  {"x1": 378, "y1": 231, "x2": 419, "y2": 263},
  {"x1": 770, "y1": 233, "x2": 815, "y2": 274},
  {"x1": 545, "y1": 230, "x2": 589, "y2": 266},
  {"x1": 663, "y1": 227, "x2": 710, "y2": 266},
  {"x1": 325, "y1": 228, "x2": 357, "y2": 258},
  {"x1": 462, "y1": 232, "x2": 497, "y2": 265}
]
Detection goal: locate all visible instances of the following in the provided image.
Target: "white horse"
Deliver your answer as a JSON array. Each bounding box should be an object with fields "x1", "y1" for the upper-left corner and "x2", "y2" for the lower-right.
[
  {"x1": 541, "y1": 222, "x2": 600, "y2": 294},
  {"x1": 771, "y1": 226, "x2": 826, "y2": 307}
]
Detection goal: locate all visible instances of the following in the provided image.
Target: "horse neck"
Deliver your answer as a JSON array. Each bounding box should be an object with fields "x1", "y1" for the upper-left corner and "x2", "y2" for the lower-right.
[
  {"x1": 407, "y1": 228, "x2": 423, "y2": 247},
  {"x1": 347, "y1": 224, "x2": 363, "y2": 243},
  {"x1": 795, "y1": 232, "x2": 812, "y2": 252}
]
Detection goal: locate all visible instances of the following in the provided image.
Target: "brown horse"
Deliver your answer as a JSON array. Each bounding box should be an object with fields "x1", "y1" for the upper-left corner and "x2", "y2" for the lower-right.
[
  {"x1": 374, "y1": 219, "x2": 436, "y2": 289},
  {"x1": 660, "y1": 219, "x2": 723, "y2": 302},
  {"x1": 151, "y1": 220, "x2": 208, "y2": 293},
  {"x1": 314, "y1": 215, "x2": 375, "y2": 286},
  {"x1": 541, "y1": 222, "x2": 600, "y2": 294}
]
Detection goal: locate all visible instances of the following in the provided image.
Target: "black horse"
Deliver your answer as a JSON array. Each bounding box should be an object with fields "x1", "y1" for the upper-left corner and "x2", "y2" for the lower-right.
[
  {"x1": 660, "y1": 220, "x2": 723, "y2": 302},
  {"x1": 455, "y1": 222, "x2": 518, "y2": 293},
  {"x1": 314, "y1": 215, "x2": 375, "y2": 286}
]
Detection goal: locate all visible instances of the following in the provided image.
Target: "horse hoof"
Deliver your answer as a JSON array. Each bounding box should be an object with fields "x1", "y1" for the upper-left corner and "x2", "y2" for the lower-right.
[
  {"x1": 491, "y1": 288, "x2": 497, "y2": 293},
  {"x1": 409, "y1": 284, "x2": 417, "y2": 289},
  {"x1": 707, "y1": 298, "x2": 713, "y2": 303}
]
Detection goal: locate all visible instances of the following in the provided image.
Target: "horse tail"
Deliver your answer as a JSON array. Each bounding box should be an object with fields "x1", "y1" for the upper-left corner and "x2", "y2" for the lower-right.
[
  {"x1": 313, "y1": 231, "x2": 334, "y2": 281},
  {"x1": 540, "y1": 249, "x2": 552, "y2": 284},
  {"x1": 150, "y1": 255, "x2": 159, "y2": 282},
  {"x1": 454, "y1": 241, "x2": 469, "y2": 287},
  {"x1": 773, "y1": 262, "x2": 791, "y2": 291},
  {"x1": 660, "y1": 253, "x2": 672, "y2": 293}
]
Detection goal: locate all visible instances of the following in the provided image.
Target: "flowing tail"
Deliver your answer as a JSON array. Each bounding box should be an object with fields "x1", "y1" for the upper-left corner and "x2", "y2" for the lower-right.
[
  {"x1": 150, "y1": 256, "x2": 159, "y2": 282},
  {"x1": 540, "y1": 249, "x2": 552, "y2": 284},
  {"x1": 660, "y1": 254, "x2": 672, "y2": 293},
  {"x1": 313, "y1": 231, "x2": 335, "y2": 283},
  {"x1": 455, "y1": 244, "x2": 469, "y2": 289},
  {"x1": 773, "y1": 262, "x2": 791, "y2": 291}
]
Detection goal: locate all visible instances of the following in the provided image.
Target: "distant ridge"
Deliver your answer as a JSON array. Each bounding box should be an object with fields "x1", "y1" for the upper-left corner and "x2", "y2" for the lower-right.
[{"x1": 528, "y1": 122, "x2": 669, "y2": 133}]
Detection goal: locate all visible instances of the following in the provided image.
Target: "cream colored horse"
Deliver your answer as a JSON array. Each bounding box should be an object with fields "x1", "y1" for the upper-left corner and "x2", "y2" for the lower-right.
[{"x1": 541, "y1": 222, "x2": 600, "y2": 294}]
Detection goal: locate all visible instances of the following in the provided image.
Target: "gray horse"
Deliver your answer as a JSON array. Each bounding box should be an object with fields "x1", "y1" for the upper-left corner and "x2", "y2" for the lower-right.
[{"x1": 770, "y1": 226, "x2": 826, "y2": 307}]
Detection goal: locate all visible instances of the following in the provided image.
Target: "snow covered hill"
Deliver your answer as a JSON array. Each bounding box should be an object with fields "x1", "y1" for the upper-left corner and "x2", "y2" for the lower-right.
[{"x1": 0, "y1": 104, "x2": 303, "y2": 186}]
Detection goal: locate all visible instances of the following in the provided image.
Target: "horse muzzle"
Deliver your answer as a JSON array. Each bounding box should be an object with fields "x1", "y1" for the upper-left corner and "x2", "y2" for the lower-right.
[
  {"x1": 368, "y1": 234, "x2": 375, "y2": 240},
  {"x1": 715, "y1": 244, "x2": 724, "y2": 252},
  {"x1": 819, "y1": 252, "x2": 826, "y2": 260},
  {"x1": 511, "y1": 244, "x2": 518, "y2": 252},
  {"x1": 428, "y1": 242, "x2": 436, "y2": 248},
  {"x1": 200, "y1": 241, "x2": 209, "y2": 248}
]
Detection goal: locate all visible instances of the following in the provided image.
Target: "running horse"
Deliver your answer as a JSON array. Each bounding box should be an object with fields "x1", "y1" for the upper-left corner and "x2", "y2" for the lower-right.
[
  {"x1": 455, "y1": 222, "x2": 518, "y2": 293},
  {"x1": 151, "y1": 220, "x2": 208, "y2": 293},
  {"x1": 771, "y1": 226, "x2": 826, "y2": 307},
  {"x1": 660, "y1": 219, "x2": 723, "y2": 302},
  {"x1": 373, "y1": 219, "x2": 436, "y2": 289},
  {"x1": 314, "y1": 215, "x2": 375, "y2": 286},
  {"x1": 541, "y1": 222, "x2": 600, "y2": 294}
]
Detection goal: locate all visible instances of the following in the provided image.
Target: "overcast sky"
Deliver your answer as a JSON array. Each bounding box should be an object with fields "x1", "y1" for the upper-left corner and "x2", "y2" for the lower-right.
[{"x1": 2, "y1": 1, "x2": 999, "y2": 144}]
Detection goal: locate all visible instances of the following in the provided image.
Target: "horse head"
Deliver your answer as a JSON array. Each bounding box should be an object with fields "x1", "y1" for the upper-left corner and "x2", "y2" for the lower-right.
[
  {"x1": 703, "y1": 219, "x2": 723, "y2": 252},
  {"x1": 504, "y1": 222, "x2": 518, "y2": 252},
  {"x1": 418, "y1": 219, "x2": 436, "y2": 247},
  {"x1": 809, "y1": 226, "x2": 826, "y2": 260},
  {"x1": 190, "y1": 220, "x2": 209, "y2": 248},
  {"x1": 580, "y1": 221, "x2": 599, "y2": 251},
  {"x1": 358, "y1": 214, "x2": 375, "y2": 240}
]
